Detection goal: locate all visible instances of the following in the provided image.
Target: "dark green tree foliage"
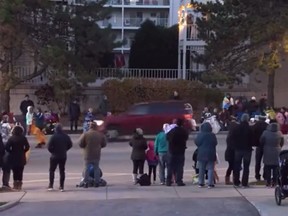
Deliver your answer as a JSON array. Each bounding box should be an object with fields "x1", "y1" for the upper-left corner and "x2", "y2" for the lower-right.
[
  {"x1": 129, "y1": 20, "x2": 178, "y2": 69},
  {"x1": 0, "y1": 0, "x2": 119, "y2": 111},
  {"x1": 192, "y1": 0, "x2": 288, "y2": 106}
]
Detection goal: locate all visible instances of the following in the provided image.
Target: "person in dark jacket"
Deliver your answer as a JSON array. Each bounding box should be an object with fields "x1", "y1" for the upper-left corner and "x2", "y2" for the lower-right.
[
  {"x1": 129, "y1": 128, "x2": 147, "y2": 184},
  {"x1": 230, "y1": 113, "x2": 253, "y2": 187},
  {"x1": 195, "y1": 122, "x2": 218, "y2": 188},
  {"x1": 252, "y1": 116, "x2": 268, "y2": 181},
  {"x1": 0, "y1": 134, "x2": 4, "y2": 169},
  {"x1": 166, "y1": 118, "x2": 189, "y2": 186},
  {"x1": 260, "y1": 123, "x2": 284, "y2": 187},
  {"x1": 224, "y1": 117, "x2": 239, "y2": 185},
  {"x1": 69, "y1": 99, "x2": 81, "y2": 132},
  {"x1": 47, "y1": 123, "x2": 73, "y2": 192},
  {"x1": 5, "y1": 125, "x2": 30, "y2": 190}
]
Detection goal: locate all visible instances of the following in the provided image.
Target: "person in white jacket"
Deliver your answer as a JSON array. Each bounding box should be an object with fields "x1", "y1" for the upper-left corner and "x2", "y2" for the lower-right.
[{"x1": 26, "y1": 106, "x2": 34, "y2": 135}]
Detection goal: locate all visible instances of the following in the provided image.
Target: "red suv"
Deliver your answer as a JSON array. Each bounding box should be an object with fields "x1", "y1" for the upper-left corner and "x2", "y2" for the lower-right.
[{"x1": 101, "y1": 100, "x2": 193, "y2": 139}]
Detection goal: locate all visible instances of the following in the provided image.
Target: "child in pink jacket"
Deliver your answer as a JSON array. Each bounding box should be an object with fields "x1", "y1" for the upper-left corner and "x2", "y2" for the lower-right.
[{"x1": 146, "y1": 141, "x2": 159, "y2": 184}]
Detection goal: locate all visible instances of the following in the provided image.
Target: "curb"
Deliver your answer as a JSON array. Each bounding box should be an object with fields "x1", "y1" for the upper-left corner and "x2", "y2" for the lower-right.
[
  {"x1": 0, "y1": 192, "x2": 26, "y2": 213},
  {"x1": 233, "y1": 187, "x2": 262, "y2": 216}
]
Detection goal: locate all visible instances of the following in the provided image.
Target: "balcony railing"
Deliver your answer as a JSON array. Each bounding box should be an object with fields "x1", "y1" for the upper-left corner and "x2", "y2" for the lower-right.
[
  {"x1": 18, "y1": 67, "x2": 204, "y2": 86},
  {"x1": 124, "y1": 0, "x2": 170, "y2": 6},
  {"x1": 101, "y1": 17, "x2": 168, "y2": 28},
  {"x1": 123, "y1": 17, "x2": 168, "y2": 27}
]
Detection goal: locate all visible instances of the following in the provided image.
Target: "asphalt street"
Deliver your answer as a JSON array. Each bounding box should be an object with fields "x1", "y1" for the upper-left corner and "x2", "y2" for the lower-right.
[{"x1": 2, "y1": 134, "x2": 286, "y2": 216}]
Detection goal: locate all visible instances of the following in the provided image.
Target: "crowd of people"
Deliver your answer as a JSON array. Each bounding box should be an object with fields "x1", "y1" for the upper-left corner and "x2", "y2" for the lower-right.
[{"x1": 0, "y1": 92, "x2": 287, "y2": 191}]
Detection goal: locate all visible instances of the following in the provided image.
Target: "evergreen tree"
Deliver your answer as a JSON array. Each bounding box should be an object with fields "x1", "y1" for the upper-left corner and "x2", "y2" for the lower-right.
[{"x1": 129, "y1": 20, "x2": 178, "y2": 69}]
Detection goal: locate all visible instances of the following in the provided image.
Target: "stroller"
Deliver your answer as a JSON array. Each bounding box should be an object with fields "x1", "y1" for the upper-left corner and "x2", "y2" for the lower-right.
[
  {"x1": 76, "y1": 164, "x2": 107, "y2": 188},
  {"x1": 275, "y1": 150, "x2": 288, "y2": 205},
  {"x1": 44, "y1": 111, "x2": 60, "y2": 135}
]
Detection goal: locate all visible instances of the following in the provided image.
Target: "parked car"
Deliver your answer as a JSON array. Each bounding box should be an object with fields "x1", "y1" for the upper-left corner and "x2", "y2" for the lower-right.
[{"x1": 99, "y1": 100, "x2": 194, "y2": 139}]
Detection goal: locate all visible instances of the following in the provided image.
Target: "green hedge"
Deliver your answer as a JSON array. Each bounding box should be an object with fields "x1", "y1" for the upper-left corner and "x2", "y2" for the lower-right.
[{"x1": 102, "y1": 79, "x2": 223, "y2": 117}]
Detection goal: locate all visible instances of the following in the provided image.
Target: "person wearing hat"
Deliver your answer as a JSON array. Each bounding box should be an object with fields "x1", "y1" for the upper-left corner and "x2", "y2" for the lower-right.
[
  {"x1": 79, "y1": 122, "x2": 107, "y2": 188},
  {"x1": 47, "y1": 124, "x2": 72, "y2": 192},
  {"x1": 230, "y1": 113, "x2": 254, "y2": 187},
  {"x1": 248, "y1": 96, "x2": 259, "y2": 118},
  {"x1": 19, "y1": 95, "x2": 34, "y2": 135},
  {"x1": 251, "y1": 115, "x2": 268, "y2": 181},
  {"x1": 129, "y1": 128, "x2": 147, "y2": 184}
]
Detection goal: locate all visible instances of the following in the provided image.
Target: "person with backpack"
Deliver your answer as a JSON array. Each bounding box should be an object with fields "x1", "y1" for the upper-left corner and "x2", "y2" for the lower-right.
[
  {"x1": 146, "y1": 141, "x2": 158, "y2": 184},
  {"x1": 155, "y1": 124, "x2": 169, "y2": 185},
  {"x1": 129, "y1": 128, "x2": 147, "y2": 184}
]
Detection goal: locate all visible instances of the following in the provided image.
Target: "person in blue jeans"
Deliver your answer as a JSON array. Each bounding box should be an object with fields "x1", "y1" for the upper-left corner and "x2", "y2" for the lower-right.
[
  {"x1": 154, "y1": 124, "x2": 169, "y2": 185},
  {"x1": 166, "y1": 119, "x2": 189, "y2": 186},
  {"x1": 195, "y1": 122, "x2": 218, "y2": 188}
]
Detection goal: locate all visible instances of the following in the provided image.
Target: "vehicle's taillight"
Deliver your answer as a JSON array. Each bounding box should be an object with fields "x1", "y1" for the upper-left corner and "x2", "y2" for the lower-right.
[{"x1": 184, "y1": 114, "x2": 192, "y2": 120}]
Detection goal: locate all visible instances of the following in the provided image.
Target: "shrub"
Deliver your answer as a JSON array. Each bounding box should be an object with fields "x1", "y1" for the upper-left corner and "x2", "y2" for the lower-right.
[{"x1": 102, "y1": 79, "x2": 224, "y2": 118}]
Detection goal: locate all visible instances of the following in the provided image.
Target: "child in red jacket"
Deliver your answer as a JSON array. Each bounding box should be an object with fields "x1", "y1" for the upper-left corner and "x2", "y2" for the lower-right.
[{"x1": 146, "y1": 141, "x2": 159, "y2": 184}]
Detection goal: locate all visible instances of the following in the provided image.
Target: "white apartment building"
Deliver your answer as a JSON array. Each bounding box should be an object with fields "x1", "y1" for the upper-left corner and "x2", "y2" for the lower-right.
[{"x1": 54, "y1": 0, "x2": 181, "y2": 67}]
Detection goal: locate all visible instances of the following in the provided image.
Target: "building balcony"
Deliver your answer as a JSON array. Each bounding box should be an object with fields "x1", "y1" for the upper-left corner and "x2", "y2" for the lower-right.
[
  {"x1": 123, "y1": 17, "x2": 168, "y2": 27},
  {"x1": 124, "y1": 0, "x2": 170, "y2": 6},
  {"x1": 101, "y1": 17, "x2": 168, "y2": 28}
]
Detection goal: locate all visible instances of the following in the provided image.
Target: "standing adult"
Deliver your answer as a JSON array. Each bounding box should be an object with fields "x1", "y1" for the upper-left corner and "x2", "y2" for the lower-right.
[
  {"x1": 69, "y1": 99, "x2": 81, "y2": 132},
  {"x1": 231, "y1": 114, "x2": 254, "y2": 187},
  {"x1": 1, "y1": 115, "x2": 12, "y2": 189},
  {"x1": 129, "y1": 128, "x2": 147, "y2": 184},
  {"x1": 252, "y1": 116, "x2": 268, "y2": 181},
  {"x1": 166, "y1": 118, "x2": 189, "y2": 186},
  {"x1": 260, "y1": 123, "x2": 284, "y2": 187},
  {"x1": 98, "y1": 95, "x2": 110, "y2": 117},
  {"x1": 79, "y1": 122, "x2": 106, "y2": 187},
  {"x1": 5, "y1": 125, "x2": 30, "y2": 190},
  {"x1": 0, "y1": 134, "x2": 4, "y2": 185},
  {"x1": 19, "y1": 95, "x2": 34, "y2": 134},
  {"x1": 195, "y1": 122, "x2": 218, "y2": 188},
  {"x1": 154, "y1": 124, "x2": 169, "y2": 185},
  {"x1": 47, "y1": 124, "x2": 73, "y2": 192},
  {"x1": 224, "y1": 117, "x2": 239, "y2": 185}
]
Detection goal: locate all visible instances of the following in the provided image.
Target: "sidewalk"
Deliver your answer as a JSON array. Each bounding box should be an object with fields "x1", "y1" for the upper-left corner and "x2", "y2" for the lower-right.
[{"x1": 0, "y1": 184, "x2": 286, "y2": 215}]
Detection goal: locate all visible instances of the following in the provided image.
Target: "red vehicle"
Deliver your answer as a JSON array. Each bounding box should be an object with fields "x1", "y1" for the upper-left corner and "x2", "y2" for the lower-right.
[{"x1": 101, "y1": 100, "x2": 194, "y2": 139}]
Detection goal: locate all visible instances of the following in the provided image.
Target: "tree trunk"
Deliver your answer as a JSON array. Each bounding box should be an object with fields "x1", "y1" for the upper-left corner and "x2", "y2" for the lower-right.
[
  {"x1": 0, "y1": 89, "x2": 10, "y2": 113},
  {"x1": 267, "y1": 71, "x2": 275, "y2": 108}
]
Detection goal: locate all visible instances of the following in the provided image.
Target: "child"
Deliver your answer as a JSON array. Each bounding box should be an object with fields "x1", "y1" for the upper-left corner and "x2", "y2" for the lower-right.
[
  {"x1": 26, "y1": 106, "x2": 34, "y2": 135},
  {"x1": 34, "y1": 108, "x2": 46, "y2": 148},
  {"x1": 146, "y1": 141, "x2": 158, "y2": 184},
  {"x1": 83, "y1": 108, "x2": 95, "y2": 133}
]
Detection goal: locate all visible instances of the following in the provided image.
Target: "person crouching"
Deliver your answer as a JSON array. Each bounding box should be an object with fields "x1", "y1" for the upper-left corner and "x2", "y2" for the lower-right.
[{"x1": 79, "y1": 122, "x2": 107, "y2": 188}]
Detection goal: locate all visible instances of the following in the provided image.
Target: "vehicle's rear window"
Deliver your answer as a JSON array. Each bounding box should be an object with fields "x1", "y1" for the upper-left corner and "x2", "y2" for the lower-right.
[{"x1": 150, "y1": 102, "x2": 193, "y2": 114}]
